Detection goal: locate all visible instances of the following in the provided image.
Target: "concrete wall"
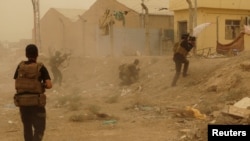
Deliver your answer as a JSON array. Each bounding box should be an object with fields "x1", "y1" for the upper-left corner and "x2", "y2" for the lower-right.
[
  {"x1": 170, "y1": 0, "x2": 250, "y2": 54},
  {"x1": 170, "y1": 0, "x2": 250, "y2": 11},
  {"x1": 96, "y1": 27, "x2": 164, "y2": 56}
]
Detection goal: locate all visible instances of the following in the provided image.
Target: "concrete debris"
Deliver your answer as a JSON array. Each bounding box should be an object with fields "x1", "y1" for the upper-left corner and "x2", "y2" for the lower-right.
[
  {"x1": 233, "y1": 97, "x2": 250, "y2": 109},
  {"x1": 222, "y1": 97, "x2": 250, "y2": 118}
]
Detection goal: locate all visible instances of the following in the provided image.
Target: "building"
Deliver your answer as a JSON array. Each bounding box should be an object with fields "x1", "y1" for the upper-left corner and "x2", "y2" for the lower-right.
[
  {"x1": 80, "y1": 0, "x2": 174, "y2": 56},
  {"x1": 39, "y1": 0, "x2": 173, "y2": 57},
  {"x1": 169, "y1": 0, "x2": 250, "y2": 55},
  {"x1": 39, "y1": 8, "x2": 86, "y2": 56}
]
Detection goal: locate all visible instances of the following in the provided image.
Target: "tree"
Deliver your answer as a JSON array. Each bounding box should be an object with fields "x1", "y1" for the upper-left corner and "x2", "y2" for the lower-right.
[{"x1": 31, "y1": 0, "x2": 41, "y2": 49}]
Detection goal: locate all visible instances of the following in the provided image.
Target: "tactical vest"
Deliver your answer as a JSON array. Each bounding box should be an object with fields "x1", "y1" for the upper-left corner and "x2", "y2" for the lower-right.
[
  {"x1": 15, "y1": 61, "x2": 45, "y2": 94},
  {"x1": 173, "y1": 42, "x2": 188, "y2": 56}
]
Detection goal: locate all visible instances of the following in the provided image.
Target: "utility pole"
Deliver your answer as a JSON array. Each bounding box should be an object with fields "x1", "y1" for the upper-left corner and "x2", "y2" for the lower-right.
[
  {"x1": 31, "y1": 0, "x2": 41, "y2": 49},
  {"x1": 186, "y1": 0, "x2": 197, "y2": 55},
  {"x1": 186, "y1": 0, "x2": 194, "y2": 35},
  {"x1": 194, "y1": 0, "x2": 197, "y2": 55},
  {"x1": 141, "y1": 1, "x2": 151, "y2": 56},
  {"x1": 194, "y1": 0, "x2": 197, "y2": 27},
  {"x1": 141, "y1": 0, "x2": 145, "y2": 27}
]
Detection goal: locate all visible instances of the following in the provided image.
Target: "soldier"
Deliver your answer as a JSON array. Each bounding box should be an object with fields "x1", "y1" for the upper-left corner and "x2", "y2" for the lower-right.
[
  {"x1": 49, "y1": 51, "x2": 69, "y2": 86},
  {"x1": 13, "y1": 44, "x2": 52, "y2": 141},
  {"x1": 119, "y1": 59, "x2": 140, "y2": 85},
  {"x1": 171, "y1": 33, "x2": 196, "y2": 87}
]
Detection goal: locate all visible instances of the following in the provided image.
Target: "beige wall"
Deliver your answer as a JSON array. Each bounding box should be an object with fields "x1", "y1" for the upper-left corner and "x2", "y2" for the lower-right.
[
  {"x1": 170, "y1": 0, "x2": 250, "y2": 11},
  {"x1": 170, "y1": 0, "x2": 250, "y2": 54},
  {"x1": 40, "y1": 9, "x2": 84, "y2": 57},
  {"x1": 149, "y1": 15, "x2": 174, "y2": 29}
]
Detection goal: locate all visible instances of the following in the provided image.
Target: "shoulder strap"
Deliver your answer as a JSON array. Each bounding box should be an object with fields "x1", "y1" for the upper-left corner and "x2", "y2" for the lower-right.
[
  {"x1": 36, "y1": 62, "x2": 43, "y2": 71},
  {"x1": 18, "y1": 61, "x2": 25, "y2": 67},
  {"x1": 18, "y1": 61, "x2": 43, "y2": 70}
]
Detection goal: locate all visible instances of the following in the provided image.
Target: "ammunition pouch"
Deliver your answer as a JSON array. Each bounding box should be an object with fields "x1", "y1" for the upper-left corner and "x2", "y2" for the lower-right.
[
  {"x1": 14, "y1": 93, "x2": 46, "y2": 107},
  {"x1": 176, "y1": 46, "x2": 188, "y2": 56}
]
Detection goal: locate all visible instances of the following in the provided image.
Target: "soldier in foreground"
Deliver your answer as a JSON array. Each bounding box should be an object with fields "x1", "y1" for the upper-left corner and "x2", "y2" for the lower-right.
[{"x1": 13, "y1": 44, "x2": 52, "y2": 141}]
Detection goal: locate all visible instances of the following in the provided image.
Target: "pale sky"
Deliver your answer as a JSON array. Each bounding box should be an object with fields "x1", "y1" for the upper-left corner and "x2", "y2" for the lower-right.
[{"x1": 0, "y1": 0, "x2": 96, "y2": 42}]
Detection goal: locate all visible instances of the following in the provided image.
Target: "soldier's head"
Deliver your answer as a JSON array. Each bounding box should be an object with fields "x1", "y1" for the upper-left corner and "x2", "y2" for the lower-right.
[
  {"x1": 189, "y1": 36, "x2": 196, "y2": 42},
  {"x1": 134, "y1": 59, "x2": 139, "y2": 65},
  {"x1": 26, "y1": 44, "x2": 38, "y2": 59},
  {"x1": 181, "y1": 33, "x2": 189, "y2": 40}
]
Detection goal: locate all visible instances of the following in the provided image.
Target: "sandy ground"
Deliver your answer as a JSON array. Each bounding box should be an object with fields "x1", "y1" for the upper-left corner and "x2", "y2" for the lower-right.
[{"x1": 1, "y1": 48, "x2": 250, "y2": 141}]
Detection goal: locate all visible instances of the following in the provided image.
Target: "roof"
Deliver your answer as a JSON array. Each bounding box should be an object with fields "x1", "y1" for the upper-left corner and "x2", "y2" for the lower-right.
[
  {"x1": 54, "y1": 8, "x2": 86, "y2": 22},
  {"x1": 116, "y1": 0, "x2": 173, "y2": 15}
]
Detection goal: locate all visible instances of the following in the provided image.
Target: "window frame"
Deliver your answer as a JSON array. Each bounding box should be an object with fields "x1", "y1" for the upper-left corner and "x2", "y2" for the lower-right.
[{"x1": 225, "y1": 19, "x2": 241, "y2": 40}]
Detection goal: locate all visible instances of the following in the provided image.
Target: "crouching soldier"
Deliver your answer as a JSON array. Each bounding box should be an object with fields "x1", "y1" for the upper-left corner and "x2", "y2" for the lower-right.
[
  {"x1": 13, "y1": 44, "x2": 52, "y2": 141},
  {"x1": 119, "y1": 59, "x2": 140, "y2": 85}
]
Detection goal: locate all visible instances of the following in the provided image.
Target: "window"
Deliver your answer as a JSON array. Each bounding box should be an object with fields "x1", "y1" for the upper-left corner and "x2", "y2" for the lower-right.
[
  {"x1": 246, "y1": 16, "x2": 250, "y2": 25},
  {"x1": 178, "y1": 21, "x2": 188, "y2": 40},
  {"x1": 225, "y1": 20, "x2": 240, "y2": 40}
]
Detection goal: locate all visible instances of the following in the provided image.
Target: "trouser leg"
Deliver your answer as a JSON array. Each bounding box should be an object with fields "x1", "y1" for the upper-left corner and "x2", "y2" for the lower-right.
[
  {"x1": 171, "y1": 61, "x2": 182, "y2": 86},
  {"x1": 183, "y1": 59, "x2": 189, "y2": 77},
  {"x1": 171, "y1": 72, "x2": 181, "y2": 87},
  {"x1": 20, "y1": 107, "x2": 46, "y2": 141},
  {"x1": 22, "y1": 120, "x2": 33, "y2": 141},
  {"x1": 33, "y1": 112, "x2": 46, "y2": 141},
  {"x1": 20, "y1": 110, "x2": 33, "y2": 141}
]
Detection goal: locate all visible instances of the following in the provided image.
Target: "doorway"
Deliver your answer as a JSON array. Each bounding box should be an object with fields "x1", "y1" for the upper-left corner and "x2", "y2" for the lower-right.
[{"x1": 178, "y1": 21, "x2": 188, "y2": 40}]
